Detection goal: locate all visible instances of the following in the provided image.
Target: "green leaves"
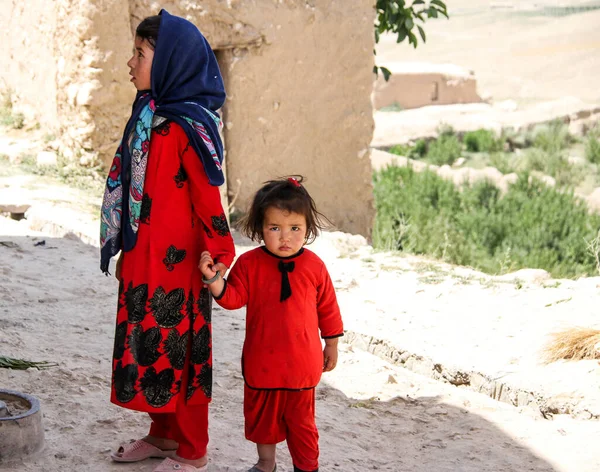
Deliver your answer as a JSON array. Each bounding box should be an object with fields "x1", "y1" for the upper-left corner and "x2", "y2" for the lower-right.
[
  {"x1": 373, "y1": 0, "x2": 448, "y2": 82},
  {"x1": 374, "y1": 0, "x2": 449, "y2": 48},
  {"x1": 374, "y1": 0, "x2": 449, "y2": 79},
  {"x1": 373, "y1": 65, "x2": 392, "y2": 81}
]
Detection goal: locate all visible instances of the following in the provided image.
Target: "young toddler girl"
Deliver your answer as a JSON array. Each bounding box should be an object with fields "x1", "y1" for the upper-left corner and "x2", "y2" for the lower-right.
[{"x1": 199, "y1": 176, "x2": 343, "y2": 472}]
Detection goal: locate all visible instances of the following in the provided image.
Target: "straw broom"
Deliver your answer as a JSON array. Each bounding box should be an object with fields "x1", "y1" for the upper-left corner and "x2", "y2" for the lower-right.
[{"x1": 542, "y1": 328, "x2": 600, "y2": 363}]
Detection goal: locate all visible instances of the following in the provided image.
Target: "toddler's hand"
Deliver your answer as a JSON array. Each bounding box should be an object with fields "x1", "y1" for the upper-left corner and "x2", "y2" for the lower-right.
[
  {"x1": 323, "y1": 344, "x2": 338, "y2": 372},
  {"x1": 199, "y1": 251, "x2": 217, "y2": 279}
]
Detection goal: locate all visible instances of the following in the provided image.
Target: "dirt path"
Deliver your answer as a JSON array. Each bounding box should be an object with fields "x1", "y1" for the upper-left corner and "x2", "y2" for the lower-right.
[{"x1": 1, "y1": 208, "x2": 599, "y2": 471}]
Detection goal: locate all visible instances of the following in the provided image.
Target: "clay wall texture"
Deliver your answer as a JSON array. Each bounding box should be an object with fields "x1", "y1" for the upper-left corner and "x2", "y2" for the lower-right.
[{"x1": 1, "y1": 0, "x2": 375, "y2": 236}]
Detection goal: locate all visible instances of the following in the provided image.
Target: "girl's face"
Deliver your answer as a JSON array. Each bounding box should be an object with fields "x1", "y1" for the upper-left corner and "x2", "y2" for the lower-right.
[
  {"x1": 262, "y1": 207, "x2": 307, "y2": 257},
  {"x1": 127, "y1": 37, "x2": 154, "y2": 91}
]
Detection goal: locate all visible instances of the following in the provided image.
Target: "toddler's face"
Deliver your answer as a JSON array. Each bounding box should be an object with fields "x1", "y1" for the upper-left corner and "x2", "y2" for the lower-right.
[
  {"x1": 262, "y1": 207, "x2": 307, "y2": 257},
  {"x1": 127, "y1": 37, "x2": 154, "y2": 91}
]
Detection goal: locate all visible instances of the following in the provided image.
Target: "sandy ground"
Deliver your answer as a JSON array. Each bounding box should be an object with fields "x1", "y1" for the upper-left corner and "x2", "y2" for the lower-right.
[
  {"x1": 373, "y1": 0, "x2": 600, "y2": 147},
  {"x1": 376, "y1": 0, "x2": 600, "y2": 106},
  {"x1": 1, "y1": 169, "x2": 600, "y2": 472}
]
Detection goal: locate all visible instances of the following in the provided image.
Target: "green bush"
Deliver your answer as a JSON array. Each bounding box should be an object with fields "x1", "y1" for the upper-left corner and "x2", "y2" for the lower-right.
[
  {"x1": 0, "y1": 107, "x2": 24, "y2": 129},
  {"x1": 388, "y1": 144, "x2": 412, "y2": 157},
  {"x1": 412, "y1": 139, "x2": 427, "y2": 158},
  {"x1": 521, "y1": 148, "x2": 582, "y2": 187},
  {"x1": 426, "y1": 134, "x2": 462, "y2": 166},
  {"x1": 464, "y1": 129, "x2": 504, "y2": 153},
  {"x1": 585, "y1": 128, "x2": 600, "y2": 164},
  {"x1": 489, "y1": 152, "x2": 515, "y2": 174},
  {"x1": 373, "y1": 165, "x2": 600, "y2": 278},
  {"x1": 437, "y1": 123, "x2": 456, "y2": 137},
  {"x1": 532, "y1": 120, "x2": 573, "y2": 154},
  {"x1": 388, "y1": 140, "x2": 428, "y2": 160}
]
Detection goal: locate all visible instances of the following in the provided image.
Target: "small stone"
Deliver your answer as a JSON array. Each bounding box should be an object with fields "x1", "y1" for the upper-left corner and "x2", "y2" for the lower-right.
[{"x1": 387, "y1": 374, "x2": 397, "y2": 384}]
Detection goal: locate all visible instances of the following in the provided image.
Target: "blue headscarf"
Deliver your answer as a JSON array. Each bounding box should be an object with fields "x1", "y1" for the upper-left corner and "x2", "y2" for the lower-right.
[{"x1": 100, "y1": 10, "x2": 226, "y2": 273}]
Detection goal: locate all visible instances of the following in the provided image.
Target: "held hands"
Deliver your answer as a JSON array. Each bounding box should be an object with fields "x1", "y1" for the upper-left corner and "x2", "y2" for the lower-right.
[
  {"x1": 199, "y1": 251, "x2": 227, "y2": 297},
  {"x1": 323, "y1": 342, "x2": 339, "y2": 372},
  {"x1": 199, "y1": 251, "x2": 228, "y2": 279},
  {"x1": 199, "y1": 251, "x2": 217, "y2": 280}
]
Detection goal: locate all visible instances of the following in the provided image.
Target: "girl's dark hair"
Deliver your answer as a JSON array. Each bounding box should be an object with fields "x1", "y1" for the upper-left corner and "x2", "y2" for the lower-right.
[
  {"x1": 239, "y1": 176, "x2": 329, "y2": 244},
  {"x1": 136, "y1": 15, "x2": 161, "y2": 49}
]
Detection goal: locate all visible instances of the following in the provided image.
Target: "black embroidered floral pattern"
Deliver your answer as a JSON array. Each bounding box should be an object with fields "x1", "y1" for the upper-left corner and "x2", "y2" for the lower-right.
[
  {"x1": 202, "y1": 222, "x2": 213, "y2": 238},
  {"x1": 211, "y1": 213, "x2": 230, "y2": 237},
  {"x1": 191, "y1": 325, "x2": 211, "y2": 365},
  {"x1": 140, "y1": 194, "x2": 152, "y2": 225},
  {"x1": 149, "y1": 286, "x2": 185, "y2": 328},
  {"x1": 186, "y1": 289, "x2": 196, "y2": 317},
  {"x1": 186, "y1": 364, "x2": 197, "y2": 400},
  {"x1": 127, "y1": 325, "x2": 163, "y2": 366},
  {"x1": 174, "y1": 164, "x2": 188, "y2": 188},
  {"x1": 163, "y1": 329, "x2": 188, "y2": 370},
  {"x1": 140, "y1": 366, "x2": 175, "y2": 408},
  {"x1": 196, "y1": 288, "x2": 212, "y2": 324},
  {"x1": 196, "y1": 363, "x2": 212, "y2": 399},
  {"x1": 113, "y1": 361, "x2": 138, "y2": 403},
  {"x1": 124, "y1": 282, "x2": 148, "y2": 324},
  {"x1": 163, "y1": 245, "x2": 186, "y2": 271},
  {"x1": 154, "y1": 121, "x2": 171, "y2": 136},
  {"x1": 113, "y1": 321, "x2": 128, "y2": 360}
]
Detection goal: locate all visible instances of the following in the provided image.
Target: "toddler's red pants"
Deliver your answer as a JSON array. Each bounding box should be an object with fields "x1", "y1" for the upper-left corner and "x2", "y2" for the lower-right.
[{"x1": 244, "y1": 385, "x2": 319, "y2": 472}]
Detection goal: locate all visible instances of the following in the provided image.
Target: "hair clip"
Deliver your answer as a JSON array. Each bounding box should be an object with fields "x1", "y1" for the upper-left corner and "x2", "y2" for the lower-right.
[{"x1": 288, "y1": 177, "x2": 301, "y2": 188}]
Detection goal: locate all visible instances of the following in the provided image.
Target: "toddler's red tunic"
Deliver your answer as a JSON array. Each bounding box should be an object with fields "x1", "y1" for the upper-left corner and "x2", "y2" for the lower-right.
[
  {"x1": 111, "y1": 121, "x2": 235, "y2": 413},
  {"x1": 215, "y1": 247, "x2": 343, "y2": 390}
]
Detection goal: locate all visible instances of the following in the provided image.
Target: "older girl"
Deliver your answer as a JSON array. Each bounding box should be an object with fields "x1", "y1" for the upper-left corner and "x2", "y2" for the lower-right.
[{"x1": 101, "y1": 10, "x2": 235, "y2": 472}]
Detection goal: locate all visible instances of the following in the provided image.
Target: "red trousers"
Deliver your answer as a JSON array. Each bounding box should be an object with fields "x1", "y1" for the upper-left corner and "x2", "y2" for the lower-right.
[
  {"x1": 148, "y1": 401, "x2": 209, "y2": 460},
  {"x1": 148, "y1": 350, "x2": 209, "y2": 461},
  {"x1": 244, "y1": 386, "x2": 319, "y2": 472}
]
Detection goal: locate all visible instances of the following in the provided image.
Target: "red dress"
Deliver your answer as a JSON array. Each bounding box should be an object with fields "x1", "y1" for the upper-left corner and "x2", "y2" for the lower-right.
[
  {"x1": 111, "y1": 120, "x2": 235, "y2": 413},
  {"x1": 215, "y1": 247, "x2": 344, "y2": 390}
]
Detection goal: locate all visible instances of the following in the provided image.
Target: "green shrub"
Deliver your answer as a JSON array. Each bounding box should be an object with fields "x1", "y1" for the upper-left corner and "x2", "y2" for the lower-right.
[
  {"x1": 532, "y1": 120, "x2": 573, "y2": 154},
  {"x1": 437, "y1": 123, "x2": 456, "y2": 137},
  {"x1": 520, "y1": 148, "x2": 584, "y2": 188},
  {"x1": 489, "y1": 152, "x2": 515, "y2": 174},
  {"x1": 464, "y1": 129, "x2": 504, "y2": 153},
  {"x1": 373, "y1": 165, "x2": 600, "y2": 278},
  {"x1": 426, "y1": 134, "x2": 462, "y2": 166},
  {"x1": 388, "y1": 141, "x2": 428, "y2": 160},
  {"x1": 0, "y1": 107, "x2": 24, "y2": 129},
  {"x1": 388, "y1": 144, "x2": 412, "y2": 157},
  {"x1": 585, "y1": 129, "x2": 600, "y2": 164},
  {"x1": 412, "y1": 139, "x2": 427, "y2": 158}
]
